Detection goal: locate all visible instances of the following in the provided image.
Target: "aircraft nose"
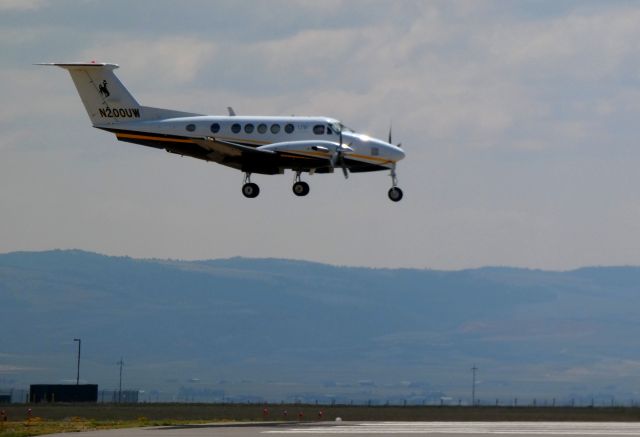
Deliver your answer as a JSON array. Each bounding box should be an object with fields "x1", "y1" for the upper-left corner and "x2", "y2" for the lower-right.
[{"x1": 392, "y1": 145, "x2": 405, "y2": 161}]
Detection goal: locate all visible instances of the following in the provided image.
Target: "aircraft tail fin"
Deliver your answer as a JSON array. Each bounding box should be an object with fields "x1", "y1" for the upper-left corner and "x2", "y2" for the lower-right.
[{"x1": 38, "y1": 62, "x2": 200, "y2": 125}]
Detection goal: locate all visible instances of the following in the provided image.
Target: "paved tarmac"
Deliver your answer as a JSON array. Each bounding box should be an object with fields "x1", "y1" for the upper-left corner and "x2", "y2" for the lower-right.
[{"x1": 46, "y1": 421, "x2": 640, "y2": 436}]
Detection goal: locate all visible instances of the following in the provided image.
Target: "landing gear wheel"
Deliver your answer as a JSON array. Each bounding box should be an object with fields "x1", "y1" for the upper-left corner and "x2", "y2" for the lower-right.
[
  {"x1": 292, "y1": 181, "x2": 310, "y2": 197},
  {"x1": 242, "y1": 183, "x2": 260, "y2": 198},
  {"x1": 388, "y1": 187, "x2": 403, "y2": 202}
]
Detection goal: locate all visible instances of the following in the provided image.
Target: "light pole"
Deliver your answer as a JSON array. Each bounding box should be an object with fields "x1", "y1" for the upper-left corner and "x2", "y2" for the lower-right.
[
  {"x1": 117, "y1": 358, "x2": 124, "y2": 403},
  {"x1": 73, "y1": 338, "x2": 81, "y2": 385},
  {"x1": 471, "y1": 364, "x2": 478, "y2": 406}
]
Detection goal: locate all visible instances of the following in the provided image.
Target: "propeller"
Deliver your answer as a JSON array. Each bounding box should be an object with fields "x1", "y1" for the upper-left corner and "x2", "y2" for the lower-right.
[
  {"x1": 330, "y1": 123, "x2": 351, "y2": 179},
  {"x1": 335, "y1": 152, "x2": 349, "y2": 179},
  {"x1": 330, "y1": 146, "x2": 352, "y2": 179},
  {"x1": 388, "y1": 123, "x2": 402, "y2": 148}
]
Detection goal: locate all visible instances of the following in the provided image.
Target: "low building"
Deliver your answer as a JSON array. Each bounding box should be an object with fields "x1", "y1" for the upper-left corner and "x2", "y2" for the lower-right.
[{"x1": 29, "y1": 384, "x2": 98, "y2": 403}]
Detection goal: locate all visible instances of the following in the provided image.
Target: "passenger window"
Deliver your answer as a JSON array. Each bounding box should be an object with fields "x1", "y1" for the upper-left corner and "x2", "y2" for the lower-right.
[
  {"x1": 270, "y1": 124, "x2": 280, "y2": 134},
  {"x1": 186, "y1": 124, "x2": 196, "y2": 132},
  {"x1": 231, "y1": 123, "x2": 241, "y2": 134},
  {"x1": 285, "y1": 123, "x2": 294, "y2": 134},
  {"x1": 371, "y1": 147, "x2": 380, "y2": 156},
  {"x1": 313, "y1": 124, "x2": 325, "y2": 135},
  {"x1": 245, "y1": 123, "x2": 254, "y2": 134},
  {"x1": 210, "y1": 123, "x2": 220, "y2": 133},
  {"x1": 257, "y1": 123, "x2": 267, "y2": 134}
]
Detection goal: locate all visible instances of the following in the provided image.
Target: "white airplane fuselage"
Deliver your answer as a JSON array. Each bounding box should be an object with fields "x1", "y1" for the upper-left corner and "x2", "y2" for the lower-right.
[
  {"x1": 104, "y1": 116, "x2": 404, "y2": 175},
  {"x1": 42, "y1": 62, "x2": 406, "y2": 200}
]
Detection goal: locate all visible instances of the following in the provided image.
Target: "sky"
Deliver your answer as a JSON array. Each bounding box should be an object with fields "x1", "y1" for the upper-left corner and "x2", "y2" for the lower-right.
[{"x1": 2, "y1": 0, "x2": 640, "y2": 270}]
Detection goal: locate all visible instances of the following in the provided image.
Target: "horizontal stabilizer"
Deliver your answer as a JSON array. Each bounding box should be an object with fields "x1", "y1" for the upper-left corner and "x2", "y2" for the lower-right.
[{"x1": 36, "y1": 62, "x2": 120, "y2": 70}]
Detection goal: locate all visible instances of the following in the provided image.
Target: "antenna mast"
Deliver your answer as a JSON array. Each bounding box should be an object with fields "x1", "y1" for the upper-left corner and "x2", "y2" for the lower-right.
[
  {"x1": 471, "y1": 364, "x2": 478, "y2": 406},
  {"x1": 117, "y1": 358, "x2": 124, "y2": 403}
]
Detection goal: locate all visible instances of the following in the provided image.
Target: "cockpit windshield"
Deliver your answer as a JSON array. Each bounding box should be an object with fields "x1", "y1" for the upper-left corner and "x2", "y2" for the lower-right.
[{"x1": 329, "y1": 121, "x2": 354, "y2": 134}]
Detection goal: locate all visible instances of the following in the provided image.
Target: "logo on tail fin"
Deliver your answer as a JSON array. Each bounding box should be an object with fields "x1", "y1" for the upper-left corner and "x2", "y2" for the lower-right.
[{"x1": 98, "y1": 80, "x2": 110, "y2": 98}]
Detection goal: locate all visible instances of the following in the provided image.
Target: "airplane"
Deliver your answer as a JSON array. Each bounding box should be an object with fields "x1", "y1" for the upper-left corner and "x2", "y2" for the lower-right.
[{"x1": 40, "y1": 62, "x2": 405, "y2": 201}]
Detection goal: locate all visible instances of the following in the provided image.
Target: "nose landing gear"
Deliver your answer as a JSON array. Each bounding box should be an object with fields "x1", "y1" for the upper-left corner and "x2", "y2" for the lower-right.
[
  {"x1": 388, "y1": 187, "x2": 403, "y2": 202},
  {"x1": 388, "y1": 165, "x2": 403, "y2": 202},
  {"x1": 242, "y1": 173, "x2": 260, "y2": 198}
]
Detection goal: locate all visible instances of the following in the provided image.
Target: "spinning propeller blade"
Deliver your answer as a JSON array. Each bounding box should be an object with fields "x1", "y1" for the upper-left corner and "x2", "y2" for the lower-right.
[
  {"x1": 389, "y1": 122, "x2": 402, "y2": 148},
  {"x1": 331, "y1": 123, "x2": 349, "y2": 179},
  {"x1": 341, "y1": 158, "x2": 349, "y2": 179}
]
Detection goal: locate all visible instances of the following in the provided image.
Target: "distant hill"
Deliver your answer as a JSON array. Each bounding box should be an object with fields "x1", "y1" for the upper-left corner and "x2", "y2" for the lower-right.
[{"x1": 1, "y1": 250, "x2": 640, "y2": 404}]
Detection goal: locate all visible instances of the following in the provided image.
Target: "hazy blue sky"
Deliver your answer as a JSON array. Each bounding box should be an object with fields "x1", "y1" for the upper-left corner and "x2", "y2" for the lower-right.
[{"x1": 2, "y1": 0, "x2": 640, "y2": 269}]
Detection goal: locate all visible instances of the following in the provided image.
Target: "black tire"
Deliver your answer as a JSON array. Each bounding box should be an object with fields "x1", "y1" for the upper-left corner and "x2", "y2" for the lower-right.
[
  {"x1": 388, "y1": 187, "x2": 403, "y2": 202},
  {"x1": 292, "y1": 181, "x2": 310, "y2": 196},
  {"x1": 242, "y1": 183, "x2": 260, "y2": 198}
]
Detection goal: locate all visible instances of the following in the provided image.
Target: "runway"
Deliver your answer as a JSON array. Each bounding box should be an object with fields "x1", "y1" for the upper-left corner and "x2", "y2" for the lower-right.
[
  {"x1": 46, "y1": 421, "x2": 640, "y2": 437},
  {"x1": 264, "y1": 422, "x2": 640, "y2": 435}
]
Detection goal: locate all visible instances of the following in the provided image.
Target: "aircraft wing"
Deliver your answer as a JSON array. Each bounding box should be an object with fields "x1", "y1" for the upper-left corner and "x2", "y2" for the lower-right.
[{"x1": 109, "y1": 130, "x2": 344, "y2": 174}]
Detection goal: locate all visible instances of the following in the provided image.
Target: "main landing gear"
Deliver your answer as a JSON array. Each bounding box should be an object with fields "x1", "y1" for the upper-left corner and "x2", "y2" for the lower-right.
[
  {"x1": 242, "y1": 173, "x2": 260, "y2": 198},
  {"x1": 242, "y1": 172, "x2": 311, "y2": 198},
  {"x1": 388, "y1": 165, "x2": 403, "y2": 202},
  {"x1": 241, "y1": 170, "x2": 403, "y2": 201},
  {"x1": 292, "y1": 171, "x2": 310, "y2": 197}
]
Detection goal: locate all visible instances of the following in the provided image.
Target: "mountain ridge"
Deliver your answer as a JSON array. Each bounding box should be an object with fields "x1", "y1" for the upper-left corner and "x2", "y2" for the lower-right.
[{"x1": 1, "y1": 249, "x2": 639, "y2": 404}]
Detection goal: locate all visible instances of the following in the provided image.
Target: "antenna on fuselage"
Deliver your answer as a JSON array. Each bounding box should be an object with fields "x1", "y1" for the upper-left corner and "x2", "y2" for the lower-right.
[{"x1": 227, "y1": 107, "x2": 236, "y2": 116}]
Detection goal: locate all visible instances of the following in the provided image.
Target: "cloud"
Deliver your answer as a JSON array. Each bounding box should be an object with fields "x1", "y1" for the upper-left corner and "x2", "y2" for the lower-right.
[
  {"x1": 0, "y1": 0, "x2": 45, "y2": 11},
  {"x1": 0, "y1": 27, "x2": 49, "y2": 46},
  {"x1": 480, "y1": 7, "x2": 640, "y2": 80},
  {"x1": 78, "y1": 36, "x2": 217, "y2": 87}
]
